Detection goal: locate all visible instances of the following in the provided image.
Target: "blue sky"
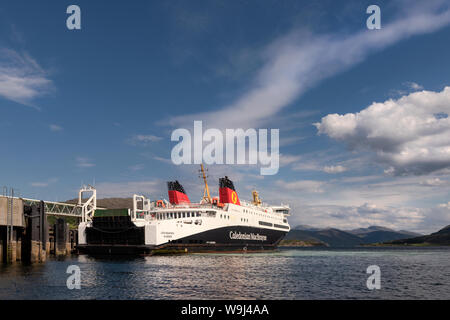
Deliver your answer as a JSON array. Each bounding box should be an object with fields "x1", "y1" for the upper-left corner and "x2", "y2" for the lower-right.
[{"x1": 1, "y1": 0, "x2": 450, "y2": 232}]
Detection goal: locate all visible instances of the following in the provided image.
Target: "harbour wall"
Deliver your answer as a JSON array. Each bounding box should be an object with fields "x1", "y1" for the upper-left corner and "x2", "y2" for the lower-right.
[{"x1": 0, "y1": 196, "x2": 76, "y2": 264}]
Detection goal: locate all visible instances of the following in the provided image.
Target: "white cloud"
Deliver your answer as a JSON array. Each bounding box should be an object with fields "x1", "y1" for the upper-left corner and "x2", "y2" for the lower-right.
[
  {"x1": 279, "y1": 154, "x2": 302, "y2": 166},
  {"x1": 276, "y1": 179, "x2": 324, "y2": 193},
  {"x1": 128, "y1": 134, "x2": 163, "y2": 146},
  {"x1": 49, "y1": 124, "x2": 63, "y2": 132},
  {"x1": 420, "y1": 177, "x2": 446, "y2": 186},
  {"x1": 0, "y1": 48, "x2": 52, "y2": 106},
  {"x1": 30, "y1": 178, "x2": 58, "y2": 187},
  {"x1": 152, "y1": 156, "x2": 174, "y2": 164},
  {"x1": 76, "y1": 157, "x2": 95, "y2": 168},
  {"x1": 288, "y1": 202, "x2": 449, "y2": 233},
  {"x1": 315, "y1": 87, "x2": 450, "y2": 175},
  {"x1": 323, "y1": 165, "x2": 347, "y2": 174},
  {"x1": 169, "y1": 3, "x2": 450, "y2": 129},
  {"x1": 439, "y1": 202, "x2": 450, "y2": 209},
  {"x1": 404, "y1": 81, "x2": 424, "y2": 91}
]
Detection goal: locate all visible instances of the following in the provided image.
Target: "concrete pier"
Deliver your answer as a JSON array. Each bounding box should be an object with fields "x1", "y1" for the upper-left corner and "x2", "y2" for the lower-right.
[
  {"x1": 23, "y1": 202, "x2": 48, "y2": 263},
  {"x1": 0, "y1": 197, "x2": 24, "y2": 263},
  {"x1": 54, "y1": 218, "x2": 70, "y2": 256},
  {"x1": 1, "y1": 193, "x2": 81, "y2": 264}
]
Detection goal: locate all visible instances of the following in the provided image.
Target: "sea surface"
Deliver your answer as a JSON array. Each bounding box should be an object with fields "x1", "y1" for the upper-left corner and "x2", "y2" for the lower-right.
[{"x1": 0, "y1": 247, "x2": 449, "y2": 299}]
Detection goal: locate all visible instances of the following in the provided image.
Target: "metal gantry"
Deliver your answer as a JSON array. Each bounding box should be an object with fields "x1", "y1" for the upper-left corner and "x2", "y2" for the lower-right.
[{"x1": 22, "y1": 198, "x2": 82, "y2": 217}]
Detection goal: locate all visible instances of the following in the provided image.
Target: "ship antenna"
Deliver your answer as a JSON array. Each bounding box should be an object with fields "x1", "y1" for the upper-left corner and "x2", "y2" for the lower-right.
[{"x1": 199, "y1": 164, "x2": 212, "y2": 204}]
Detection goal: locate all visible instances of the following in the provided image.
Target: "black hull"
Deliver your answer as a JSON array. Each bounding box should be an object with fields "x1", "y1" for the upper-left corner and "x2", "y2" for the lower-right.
[{"x1": 78, "y1": 225, "x2": 288, "y2": 255}]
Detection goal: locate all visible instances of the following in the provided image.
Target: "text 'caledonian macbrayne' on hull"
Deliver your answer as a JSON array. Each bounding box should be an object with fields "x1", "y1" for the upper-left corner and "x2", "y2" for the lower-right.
[{"x1": 77, "y1": 165, "x2": 291, "y2": 254}]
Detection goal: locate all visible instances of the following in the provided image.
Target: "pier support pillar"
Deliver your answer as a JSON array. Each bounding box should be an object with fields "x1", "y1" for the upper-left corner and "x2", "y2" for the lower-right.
[
  {"x1": 55, "y1": 218, "x2": 70, "y2": 256},
  {"x1": 0, "y1": 226, "x2": 4, "y2": 263},
  {"x1": 23, "y1": 201, "x2": 47, "y2": 263},
  {"x1": 9, "y1": 229, "x2": 18, "y2": 262}
]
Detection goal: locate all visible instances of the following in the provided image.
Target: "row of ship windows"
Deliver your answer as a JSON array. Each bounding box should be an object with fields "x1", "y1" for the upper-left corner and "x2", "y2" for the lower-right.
[
  {"x1": 243, "y1": 209, "x2": 282, "y2": 221},
  {"x1": 156, "y1": 212, "x2": 202, "y2": 220},
  {"x1": 156, "y1": 211, "x2": 286, "y2": 224}
]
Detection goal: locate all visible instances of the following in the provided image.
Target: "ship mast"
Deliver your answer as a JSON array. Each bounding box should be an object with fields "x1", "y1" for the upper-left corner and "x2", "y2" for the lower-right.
[{"x1": 200, "y1": 164, "x2": 212, "y2": 203}]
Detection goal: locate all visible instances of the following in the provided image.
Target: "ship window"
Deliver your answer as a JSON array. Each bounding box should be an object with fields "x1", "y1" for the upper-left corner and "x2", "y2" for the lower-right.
[
  {"x1": 220, "y1": 214, "x2": 222, "y2": 218},
  {"x1": 182, "y1": 212, "x2": 186, "y2": 218},
  {"x1": 187, "y1": 212, "x2": 190, "y2": 218},
  {"x1": 274, "y1": 223, "x2": 290, "y2": 230}
]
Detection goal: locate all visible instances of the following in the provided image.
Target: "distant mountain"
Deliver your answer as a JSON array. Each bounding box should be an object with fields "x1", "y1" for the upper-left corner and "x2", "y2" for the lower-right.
[
  {"x1": 385, "y1": 225, "x2": 450, "y2": 246},
  {"x1": 285, "y1": 228, "x2": 364, "y2": 247},
  {"x1": 287, "y1": 225, "x2": 423, "y2": 247},
  {"x1": 397, "y1": 230, "x2": 422, "y2": 237},
  {"x1": 360, "y1": 230, "x2": 421, "y2": 244},
  {"x1": 293, "y1": 225, "x2": 322, "y2": 231},
  {"x1": 348, "y1": 226, "x2": 396, "y2": 235}
]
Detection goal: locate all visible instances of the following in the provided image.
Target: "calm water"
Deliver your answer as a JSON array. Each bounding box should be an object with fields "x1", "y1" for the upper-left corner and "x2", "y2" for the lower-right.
[{"x1": 0, "y1": 247, "x2": 449, "y2": 299}]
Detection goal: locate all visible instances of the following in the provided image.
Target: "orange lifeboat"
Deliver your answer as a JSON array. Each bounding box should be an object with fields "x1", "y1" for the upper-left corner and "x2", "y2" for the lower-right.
[{"x1": 156, "y1": 200, "x2": 166, "y2": 208}]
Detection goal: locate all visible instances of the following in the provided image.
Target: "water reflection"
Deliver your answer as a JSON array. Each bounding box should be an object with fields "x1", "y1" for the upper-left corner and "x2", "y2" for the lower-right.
[{"x1": 0, "y1": 248, "x2": 449, "y2": 299}]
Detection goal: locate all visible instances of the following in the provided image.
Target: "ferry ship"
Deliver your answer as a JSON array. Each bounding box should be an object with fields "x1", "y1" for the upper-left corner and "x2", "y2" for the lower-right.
[{"x1": 77, "y1": 165, "x2": 291, "y2": 254}]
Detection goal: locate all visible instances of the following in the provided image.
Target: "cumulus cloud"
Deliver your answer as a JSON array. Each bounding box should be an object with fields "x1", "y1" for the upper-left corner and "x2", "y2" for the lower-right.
[
  {"x1": 289, "y1": 202, "x2": 449, "y2": 233},
  {"x1": 169, "y1": 2, "x2": 450, "y2": 129},
  {"x1": 420, "y1": 177, "x2": 447, "y2": 186},
  {"x1": 315, "y1": 87, "x2": 450, "y2": 175},
  {"x1": 323, "y1": 165, "x2": 347, "y2": 174},
  {"x1": 405, "y1": 81, "x2": 424, "y2": 91},
  {"x1": 0, "y1": 48, "x2": 52, "y2": 106},
  {"x1": 439, "y1": 202, "x2": 450, "y2": 209}
]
